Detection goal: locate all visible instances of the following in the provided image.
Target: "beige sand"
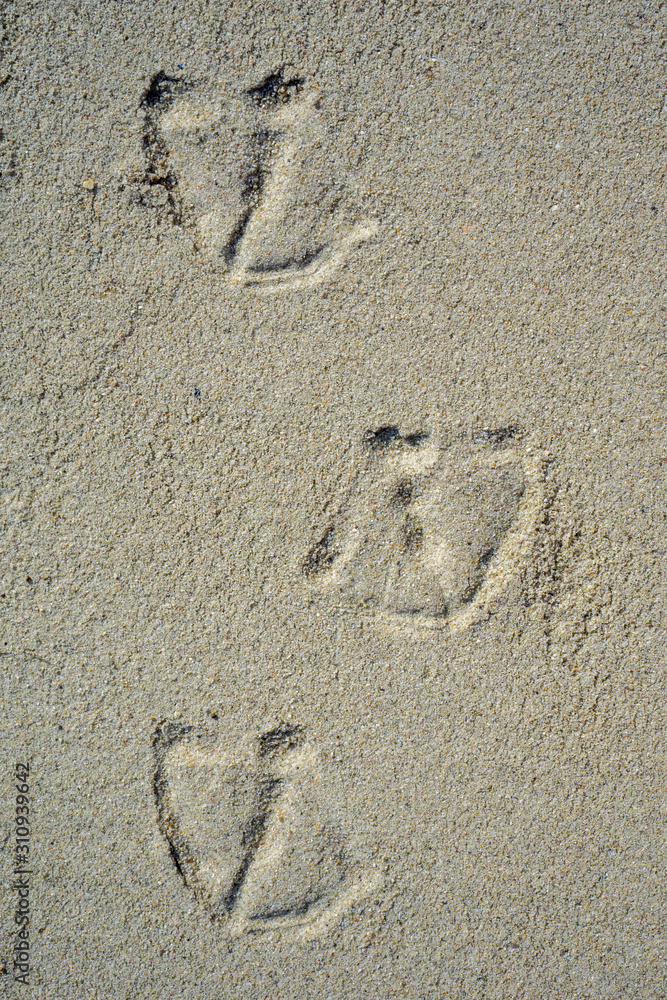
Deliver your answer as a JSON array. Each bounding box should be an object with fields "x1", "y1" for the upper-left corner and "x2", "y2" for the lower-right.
[{"x1": 1, "y1": 2, "x2": 666, "y2": 997}]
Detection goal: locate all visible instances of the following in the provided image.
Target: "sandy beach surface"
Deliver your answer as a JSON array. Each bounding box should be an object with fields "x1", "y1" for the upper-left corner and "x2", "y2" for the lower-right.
[{"x1": 1, "y1": 2, "x2": 666, "y2": 997}]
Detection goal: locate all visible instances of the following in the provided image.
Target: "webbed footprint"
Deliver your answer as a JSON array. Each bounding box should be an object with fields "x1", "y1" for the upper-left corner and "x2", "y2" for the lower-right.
[
  {"x1": 153, "y1": 721, "x2": 376, "y2": 938},
  {"x1": 157, "y1": 67, "x2": 378, "y2": 287},
  {"x1": 304, "y1": 426, "x2": 544, "y2": 632}
]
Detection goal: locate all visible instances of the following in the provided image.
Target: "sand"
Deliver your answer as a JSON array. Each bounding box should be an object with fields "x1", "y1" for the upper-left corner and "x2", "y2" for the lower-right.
[{"x1": 1, "y1": 1, "x2": 666, "y2": 997}]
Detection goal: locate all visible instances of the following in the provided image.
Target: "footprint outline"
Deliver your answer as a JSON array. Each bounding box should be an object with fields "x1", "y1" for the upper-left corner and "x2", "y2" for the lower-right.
[
  {"x1": 152, "y1": 721, "x2": 379, "y2": 939},
  {"x1": 159, "y1": 68, "x2": 378, "y2": 289},
  {"x1": 303, "y1": 427, "x2": 545, "y2": 635}
]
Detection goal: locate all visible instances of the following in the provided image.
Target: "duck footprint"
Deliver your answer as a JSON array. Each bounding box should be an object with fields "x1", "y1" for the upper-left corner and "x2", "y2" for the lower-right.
[
  {"x1": 153, "y1": 721, "x2": 377, "y2": 938},
  {"x1": 157, "y1": 67, "x2": 378, "y2": 288},
  {"x1": 304, "y1": 426, "x2": 544, "y2": 632}
]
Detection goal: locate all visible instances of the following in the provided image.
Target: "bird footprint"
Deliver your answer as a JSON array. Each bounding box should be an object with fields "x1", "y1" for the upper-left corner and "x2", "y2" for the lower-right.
[
  {"x1": 304, "y1": 426, "x2": 544, "y2": 632},
  {"x1": 153, "y1": 720, "x2": 377, "y2": 938}
]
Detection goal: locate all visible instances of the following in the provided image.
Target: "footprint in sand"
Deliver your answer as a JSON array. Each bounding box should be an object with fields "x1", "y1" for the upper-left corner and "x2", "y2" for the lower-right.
[
  {"x1": 153, "y1": 720, "x2": 378, "y2": 939},
  {"x1": 303, "y1": 426, "x2": 544, "y2": 633},
  {"x1": 148, "y1": 66, "x2": 377, "y2": 288}
]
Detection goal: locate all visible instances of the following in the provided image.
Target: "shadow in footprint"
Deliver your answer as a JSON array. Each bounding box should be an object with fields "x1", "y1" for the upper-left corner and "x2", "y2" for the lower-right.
[{"x1": 246, "y1": 67, "x2": 305, "y2": 109}]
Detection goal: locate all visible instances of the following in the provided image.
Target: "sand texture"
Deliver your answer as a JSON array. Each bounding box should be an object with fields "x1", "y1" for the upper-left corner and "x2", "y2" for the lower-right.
[{"x1": 1, "y1": 2, "x2": 666, "y2": 997}]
